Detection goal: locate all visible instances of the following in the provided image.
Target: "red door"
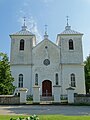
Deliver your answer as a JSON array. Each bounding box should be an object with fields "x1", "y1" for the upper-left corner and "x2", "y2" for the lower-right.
[{"x1": 42, "y1": 80, "x2": 52, "y2": 96}]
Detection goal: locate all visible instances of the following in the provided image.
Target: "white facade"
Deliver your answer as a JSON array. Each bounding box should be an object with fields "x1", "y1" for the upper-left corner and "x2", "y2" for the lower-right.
[{"x1": 10, "y1": 23, "x2": 86, "y2": 96}]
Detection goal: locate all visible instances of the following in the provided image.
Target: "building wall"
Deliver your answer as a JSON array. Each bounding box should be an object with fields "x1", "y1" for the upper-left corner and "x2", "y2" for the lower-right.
[
  {"x1": 10, "y1": 28, "x2": 86, "y2": 96},
  {"x1": 32, "y1": 39, "x2": 61, "y2": 95},
  {"x1": 61, "y1": 64, "x2": 86, "y2": 95},
  {"x1": 58, "y1": 35, "x2": 83, "y2": 64},
  {"x1": 10, "y1": 35, "x2": 35, "y2": 65},
  {"x1": 11, "y1": 65, "x2": 32, "y2": 95}
]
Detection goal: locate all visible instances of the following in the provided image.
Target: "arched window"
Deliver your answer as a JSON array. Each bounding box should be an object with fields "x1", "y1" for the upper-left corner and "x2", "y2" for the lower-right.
[
  {"x1": 35, "y1": 73, "x2": 38, "y2": 85},
  {"x1": 71, "y1": 73, "x2": 76, "y2": 87},
  {"x1": 55, "y1": 73, "x2": 58, "y2": 85},
  {"x1": 18, "y1": 74, "x2": 23, "y2": 88},
  {"x1": 69, "y1": 39, "x2": 74, "y2": 50},
  {"x1": 20, "y1": 39, "x2": 24, "y2": 50}
]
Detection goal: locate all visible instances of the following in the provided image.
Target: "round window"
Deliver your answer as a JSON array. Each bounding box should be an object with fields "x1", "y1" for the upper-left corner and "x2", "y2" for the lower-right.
[{"x1": 43, "y1": 59, "x2": 50, "y2": 66}]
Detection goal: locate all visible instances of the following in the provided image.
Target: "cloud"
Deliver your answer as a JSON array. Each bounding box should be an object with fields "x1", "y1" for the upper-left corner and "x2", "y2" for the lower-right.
[
  {"x1": 26, "y1": 17, "x2": 43, "y2": 43},
  {"x1": 18, "y1": 16, "x2": 43, "y2": 43},
  {"x1": 17, "y1": 1, "x2": 43, "y2": 43}
]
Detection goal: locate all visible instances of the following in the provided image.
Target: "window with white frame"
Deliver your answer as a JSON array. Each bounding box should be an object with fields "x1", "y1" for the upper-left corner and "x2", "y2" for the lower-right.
[
  {"x1": 69, "y1": 39, "x2": 74, "y2": 50},
  {"x1": 20, "y1": 39, "x2": 24, "y2": 50},
  {"x1": 18, "y1": 74, "x2": 23, "y2": 88},
  {"x1": 71, "y1": 73, "x2": 76, "y2": 87}
]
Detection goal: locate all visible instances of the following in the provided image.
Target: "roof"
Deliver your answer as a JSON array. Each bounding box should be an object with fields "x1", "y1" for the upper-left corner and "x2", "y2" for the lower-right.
[
  {"x1": 10, "y1": 25, "x2": 34, "y2": 36},
  {"x1": 60, "y1": 25, "x2": 83, "y2": 35}
]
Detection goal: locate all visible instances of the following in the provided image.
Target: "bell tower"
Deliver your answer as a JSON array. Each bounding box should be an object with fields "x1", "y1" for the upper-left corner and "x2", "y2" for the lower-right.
[
  {"x1": 56, "y1": 16, "x2": 83, "y2": 64},
  {"x1": 10, "y1": 18, "x2": 36, "y2": 95},
  {"x1": 56, "y1": 17, "x2": 86, "y2": 94},
  {"x1": 10, "y1": 18, "x2": 36, "y2": 65}
]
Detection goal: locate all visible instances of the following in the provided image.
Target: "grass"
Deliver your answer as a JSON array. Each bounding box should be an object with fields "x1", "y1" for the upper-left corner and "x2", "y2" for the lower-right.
[{"x1": 0, "y1": 115, "x2": 90, "y2": 120}]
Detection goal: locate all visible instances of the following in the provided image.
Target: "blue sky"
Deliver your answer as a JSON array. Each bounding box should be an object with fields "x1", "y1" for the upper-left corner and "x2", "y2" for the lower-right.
[{"x1": 0, "y1": 0, "x2": 90, "y2": 60}]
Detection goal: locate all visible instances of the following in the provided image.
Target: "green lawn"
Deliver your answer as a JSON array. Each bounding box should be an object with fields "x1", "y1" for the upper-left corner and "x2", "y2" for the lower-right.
[{"x1": 0, "y1": 115, "x2": 90, "y2": 120}]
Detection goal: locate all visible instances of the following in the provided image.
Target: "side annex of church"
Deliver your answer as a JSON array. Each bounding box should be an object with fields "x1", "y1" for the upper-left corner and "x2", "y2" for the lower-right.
[{"x1": 10, "y1": 19, "x2": 86, "y2": 97}]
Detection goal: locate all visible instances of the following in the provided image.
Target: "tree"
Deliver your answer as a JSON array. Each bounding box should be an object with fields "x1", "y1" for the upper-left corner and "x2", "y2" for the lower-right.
[
  {"x1": 0, "y1": 52, "x2": 15, "y2": 95},
  {"x1": 84, "y1": 54, "x2": 90, "y2": 93}
]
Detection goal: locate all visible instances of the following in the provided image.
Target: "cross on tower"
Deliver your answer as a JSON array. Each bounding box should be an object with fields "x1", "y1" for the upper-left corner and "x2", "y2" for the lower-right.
[
  {"x1": 23, "y1": 17, "x2": 26, "y2": 26},
  {"x1": 45, "y1": 24, "x2": 48, "y2": 35},
  {"x1": 66, "y1": 16, "x2": 69, "y2": 26}
]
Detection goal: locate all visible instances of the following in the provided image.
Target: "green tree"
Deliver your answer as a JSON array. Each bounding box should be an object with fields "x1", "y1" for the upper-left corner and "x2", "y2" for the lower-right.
[
  {"x1": 84, "y1": 54, "x2": 90, "y2": 93},
  {"x1": 0, "y1": 52, "x2": 15, "y2": 95}
]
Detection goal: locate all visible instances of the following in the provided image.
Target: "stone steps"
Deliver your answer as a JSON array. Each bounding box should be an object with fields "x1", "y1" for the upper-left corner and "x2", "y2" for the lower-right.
[{"x1": 40, "y1": 96, "x2": 54, "y2": 101}]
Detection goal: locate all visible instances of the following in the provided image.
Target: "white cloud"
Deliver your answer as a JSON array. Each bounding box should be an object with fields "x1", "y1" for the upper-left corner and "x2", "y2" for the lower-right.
[
  {"x1": 17, "y1": 1, "x2": 43, "y2": 43},
  {"x1": 18, "y1": 16, "x2": 42, "y2": 43},
  {"x1": 26, "y1": 17, "x2": 43, "y2": 43}
]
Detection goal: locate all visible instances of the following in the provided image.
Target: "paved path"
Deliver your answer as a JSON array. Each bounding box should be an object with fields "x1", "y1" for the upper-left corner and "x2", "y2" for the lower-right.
[{"x1": 0, "y1": 105, "x2": 90, "y2": 116}]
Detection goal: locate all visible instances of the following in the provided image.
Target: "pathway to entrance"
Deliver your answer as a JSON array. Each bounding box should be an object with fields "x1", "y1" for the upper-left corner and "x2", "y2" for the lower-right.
[{"x1": 0, "y1": 105, "x2": 90, "y2": 115}]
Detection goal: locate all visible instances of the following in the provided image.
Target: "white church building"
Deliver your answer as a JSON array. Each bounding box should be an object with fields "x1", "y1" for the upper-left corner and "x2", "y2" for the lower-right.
[{"x1": 10, "y1": 19, "x2": 86, "y2": 97}]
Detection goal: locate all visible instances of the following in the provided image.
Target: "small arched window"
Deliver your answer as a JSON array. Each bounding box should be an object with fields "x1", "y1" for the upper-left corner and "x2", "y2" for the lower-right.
[
  {"x1": 55, "y1": 73, "x2": 58, "y2": 85},
  {"x1": 35, "y1": 73, "x2": 38, "y2": 85},
  {"x1": 18, "y1": 74, "x2": 23, "y2": 88},
  {"x1": 71, "y1": 73, "x2": 76, "y2": 87},
  {"x1": 20, "y1": 39, "x2": 24, "y2": 50},
  {"x1": 69, "y1": 39, "x2": 74, "y2": 50}
]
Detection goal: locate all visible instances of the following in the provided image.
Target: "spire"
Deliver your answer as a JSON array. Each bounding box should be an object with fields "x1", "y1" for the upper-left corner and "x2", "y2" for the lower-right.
[
  {"x1": 44, "y1": 24, "x2": 48, "y2": 39},
  {"x1": 23, "y1": 16, "x2": 26, "y2": 26},
  {"x1": 65, "y1": 16, "x2": 71, "y2": 30},
  {"x1": 66, "y1": 16, "x2": 69, "y2": 26},
  {"x1": 22, "y1": 17, "x2": 27, "y2": 31}
]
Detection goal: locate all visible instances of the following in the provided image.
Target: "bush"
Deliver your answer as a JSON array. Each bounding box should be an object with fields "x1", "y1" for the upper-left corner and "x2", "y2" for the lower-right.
[{"x1": 10, "y1": 114, "x2": 39, "y2": 120}]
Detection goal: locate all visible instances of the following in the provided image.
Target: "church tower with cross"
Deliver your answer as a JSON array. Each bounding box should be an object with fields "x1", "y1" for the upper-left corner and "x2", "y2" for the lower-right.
[
  {"x1": 10, "y1": 17, "x2": 36, "y2": 94},
  {"x1": 56, "y1": 16, "x2": 85, "y2": 94},
  {"x1": 10, "y1": 17, "x2": 86, "y2": 97}
]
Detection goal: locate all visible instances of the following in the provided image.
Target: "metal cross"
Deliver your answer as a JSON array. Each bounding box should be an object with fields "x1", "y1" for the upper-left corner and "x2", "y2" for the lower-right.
[
  {"x1": 66, "y1": 16, "x2": 69, "y2": 26},
  {"x1": 45, "y1": 24, "x2": 48, "y2": 35},
  {"x1": 23, "y1": 17, "x2": 26, "y2": 26}
]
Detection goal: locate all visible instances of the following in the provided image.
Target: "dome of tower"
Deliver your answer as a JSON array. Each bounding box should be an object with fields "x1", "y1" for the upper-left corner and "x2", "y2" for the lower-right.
[
  {"x1": 11, "y1": 25, "x2": 34, "y2": 36},
  {"x1": 60, "y1": 25, "x2": 83, "y2": 35}
]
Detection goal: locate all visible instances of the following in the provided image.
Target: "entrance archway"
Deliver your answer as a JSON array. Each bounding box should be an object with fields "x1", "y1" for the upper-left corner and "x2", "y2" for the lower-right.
[{"x1": 42, "y1": 80, "x2": 52, "y2": 96}]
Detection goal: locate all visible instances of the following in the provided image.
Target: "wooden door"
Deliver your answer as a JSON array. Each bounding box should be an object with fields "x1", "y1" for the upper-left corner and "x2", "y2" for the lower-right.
[{"x1": 42, "y1": 80, "x2": 52, "y2": 96}]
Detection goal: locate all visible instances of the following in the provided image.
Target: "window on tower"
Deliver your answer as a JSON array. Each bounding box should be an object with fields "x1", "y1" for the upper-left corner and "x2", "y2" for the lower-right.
[
  {"x1": 18, "y1": 74, "x2": 23, "y2": 88},
  {"x1": 71, "y1": 73, "x2": 76, "y2": 87},
  {"x1": 20, "y1": 39, "x2": 24, "y2": 50},
  {"x1": 69, "y1": 39, "x2": 74, "y2": 50}
]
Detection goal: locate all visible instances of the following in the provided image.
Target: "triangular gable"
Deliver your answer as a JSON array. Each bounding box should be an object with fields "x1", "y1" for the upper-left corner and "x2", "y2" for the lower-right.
[{"x1": 33, "y1": 38, "x2": 60, "y2": 51}]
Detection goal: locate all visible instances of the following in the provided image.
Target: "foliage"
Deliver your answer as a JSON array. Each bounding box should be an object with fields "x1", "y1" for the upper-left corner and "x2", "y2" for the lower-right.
[
  {"x1": 0, "y1": 52, "x2": 15, "y2": 95},
  {"x1": 27, "y1": 95, "x2": 33, "y2": 101},
  {"x1": 84, "y1": 54, "x2": 90, "y2": 93},
  {"x1": 10, "y1": 114, "x2": 39, "y2": 120}
]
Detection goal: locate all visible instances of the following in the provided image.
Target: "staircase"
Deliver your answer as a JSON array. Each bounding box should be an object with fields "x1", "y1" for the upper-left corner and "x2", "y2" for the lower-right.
[
  {"x1": 40, "y1": 96, "x2": 54, "y2": 101},
  {"x1": 40, "y1": 96, "x2": 54, "y2": 104}
]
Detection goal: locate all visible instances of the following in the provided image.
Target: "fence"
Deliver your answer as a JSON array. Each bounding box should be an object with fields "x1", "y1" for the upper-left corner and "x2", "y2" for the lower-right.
[{"x1": 0, "y1": 95, "x2": 20, "y2": 104}]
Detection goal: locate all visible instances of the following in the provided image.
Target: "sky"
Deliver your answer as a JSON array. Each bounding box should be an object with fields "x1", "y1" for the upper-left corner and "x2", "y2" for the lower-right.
[{"x1": 0, "y1": 0, "x2": 90, "y2": 60}]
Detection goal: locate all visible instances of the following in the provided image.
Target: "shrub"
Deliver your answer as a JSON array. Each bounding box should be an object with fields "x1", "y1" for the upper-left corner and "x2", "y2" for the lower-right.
[{"x1": 10, "y1": 114, "x2": 39, "y2": 120}]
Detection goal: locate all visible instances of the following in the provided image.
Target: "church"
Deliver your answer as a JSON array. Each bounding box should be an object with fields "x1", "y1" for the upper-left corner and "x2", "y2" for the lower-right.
[{"x1": 10, "y1": 19, "x2": 86, "y2": 97}]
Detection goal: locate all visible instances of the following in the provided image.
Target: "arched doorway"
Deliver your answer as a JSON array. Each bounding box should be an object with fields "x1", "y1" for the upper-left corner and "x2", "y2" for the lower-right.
[{"x1": 42, "y1": 80, "x2": 52, "y2": 96}]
